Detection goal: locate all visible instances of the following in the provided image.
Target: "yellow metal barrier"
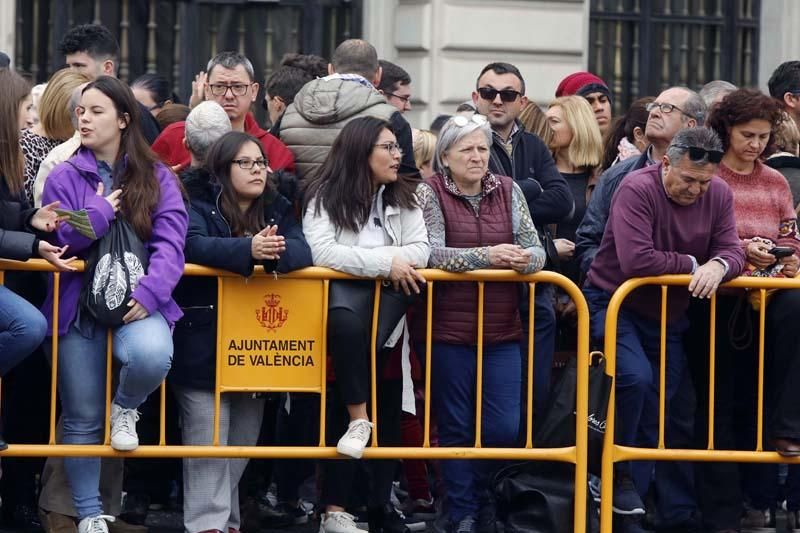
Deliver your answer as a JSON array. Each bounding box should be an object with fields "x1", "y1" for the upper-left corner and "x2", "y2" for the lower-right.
[
  {"x1": 598, "y1": 275, "x2": 800, "y2": 533},
  {"x1": 0, "y1": 258, "x2": 590, "y2": 532}
]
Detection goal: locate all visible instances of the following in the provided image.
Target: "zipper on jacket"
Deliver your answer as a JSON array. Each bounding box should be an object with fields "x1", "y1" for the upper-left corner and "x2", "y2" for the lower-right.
[{"x1": 215, "y1": 190, "x2": 233, "y2": 237}]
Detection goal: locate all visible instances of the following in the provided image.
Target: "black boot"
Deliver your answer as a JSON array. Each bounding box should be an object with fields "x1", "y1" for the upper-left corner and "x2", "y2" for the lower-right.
[{"x1": 368, "y1": 504, "x2": 410, "y2": 533}]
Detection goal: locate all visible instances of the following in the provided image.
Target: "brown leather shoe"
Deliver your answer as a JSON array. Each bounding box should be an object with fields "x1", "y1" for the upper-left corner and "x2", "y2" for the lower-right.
[
  {"x1": 38, "y1": 508, "x2": 77, "y2": 533},
  {"x1": 107, "y1": 517, "x2": 148, "y2": 533},
  {"x1": 774, "y1": 437, "x2": 800, "y2": 457}
]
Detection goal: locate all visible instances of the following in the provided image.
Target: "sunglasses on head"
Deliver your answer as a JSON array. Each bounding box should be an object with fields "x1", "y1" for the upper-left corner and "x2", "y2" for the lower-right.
[
  {"x1": 452, "y1": 114, "x2": 488, "y2": 127},
  {"x1": 477, "y1": 87, "x2": 522, "y2": 103},
  {"x1": 672, "y1": 143, "x2": 724, "y2": 164}
]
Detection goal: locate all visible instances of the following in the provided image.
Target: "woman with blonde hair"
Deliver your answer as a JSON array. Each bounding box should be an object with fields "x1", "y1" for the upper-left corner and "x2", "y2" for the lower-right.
[
  {"x1": 412, "y1": 128, "x2": 436, "y2": 178},
  {"x1": 19, "y1": 69, "x2": 90, "y2": 204},
  {"x1": 545, "y1": 95, "x2": 603, "y2": 280}
]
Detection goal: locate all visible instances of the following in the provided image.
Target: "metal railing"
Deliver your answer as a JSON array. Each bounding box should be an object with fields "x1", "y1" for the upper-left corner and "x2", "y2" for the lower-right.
[
  {"x1": 598, "y1": 274, "x2": 800, "y2": 532},
  {"x1": 0, "y1": 258, "x2": 590, "y2": 532}
]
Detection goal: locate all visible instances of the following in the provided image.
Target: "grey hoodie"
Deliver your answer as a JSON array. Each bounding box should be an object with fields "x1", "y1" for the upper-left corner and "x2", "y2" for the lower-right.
[{"x1": 279, "y1": 77, "x2": 397, "y2": 181}]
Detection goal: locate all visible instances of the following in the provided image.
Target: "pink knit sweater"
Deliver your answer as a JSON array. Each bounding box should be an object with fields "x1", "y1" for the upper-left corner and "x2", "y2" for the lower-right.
[{"x1": 718, "y1": 160, "x2": 800, "y2": 255}]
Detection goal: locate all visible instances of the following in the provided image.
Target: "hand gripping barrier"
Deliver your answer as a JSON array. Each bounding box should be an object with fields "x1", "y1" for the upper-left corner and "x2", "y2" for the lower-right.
[
  {"x1": 0, "y1": 259, "x2": 591, "y2": 533},
  {"x1": 598, "y1": 274, "x2": 800, "y2": 533}
]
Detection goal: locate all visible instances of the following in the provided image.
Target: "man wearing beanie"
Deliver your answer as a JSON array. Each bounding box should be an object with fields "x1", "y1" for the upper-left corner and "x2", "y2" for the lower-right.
[{"x1": 556, "y1": 71, "x2": 613, "y2": 134}]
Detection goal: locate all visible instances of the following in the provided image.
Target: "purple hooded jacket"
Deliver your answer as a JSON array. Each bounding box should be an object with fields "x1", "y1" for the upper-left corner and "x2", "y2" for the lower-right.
[{"x1": 41, "y1": 146, "x2": 188, "y2": 335}]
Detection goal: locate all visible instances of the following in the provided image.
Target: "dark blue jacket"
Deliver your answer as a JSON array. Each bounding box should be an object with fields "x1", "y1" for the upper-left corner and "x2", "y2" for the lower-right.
[
  {"x1": 487, "y1": 123, "x2": 573, "y2": 227},
  {"x1": 574, "y1": 150, "x2": 652, "y2": 275},
  {"x1": 170, "y1": 167, "x2": 312, "y2": 390}
]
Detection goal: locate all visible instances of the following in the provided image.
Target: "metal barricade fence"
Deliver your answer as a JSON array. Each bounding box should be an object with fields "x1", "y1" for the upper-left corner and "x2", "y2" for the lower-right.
[
  {"x1": 598, "y1": 274, "x2": 800, "y2": 533},
  {"x1": 0, "y1": 259, "x2": 590, "y2": 533}
]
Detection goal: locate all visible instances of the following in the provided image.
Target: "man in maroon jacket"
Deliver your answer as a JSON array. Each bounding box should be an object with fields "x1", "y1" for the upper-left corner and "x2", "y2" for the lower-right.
[{"x1": 583, "y1": 127, "x2": 745, "y2": 532}]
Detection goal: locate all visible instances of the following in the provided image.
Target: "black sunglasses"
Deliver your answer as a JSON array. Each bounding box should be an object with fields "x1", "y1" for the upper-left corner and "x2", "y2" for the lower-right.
[
  {"x1": 672, "y1": 143, "x2": 724, "y2": 164},
  {"x1": 477, "y1": 87, "x2": 522, "y2": 103}
]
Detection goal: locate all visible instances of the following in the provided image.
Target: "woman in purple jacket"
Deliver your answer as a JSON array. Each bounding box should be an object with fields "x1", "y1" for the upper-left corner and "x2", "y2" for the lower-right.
[{"x1": 41, "y1": 76, "x2": 188, "y2": 533}]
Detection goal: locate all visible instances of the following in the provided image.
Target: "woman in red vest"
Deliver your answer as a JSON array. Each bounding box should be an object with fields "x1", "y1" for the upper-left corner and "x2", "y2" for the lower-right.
[{"x1": 416, "y1": 114, "x2": 546, "y2": 533}]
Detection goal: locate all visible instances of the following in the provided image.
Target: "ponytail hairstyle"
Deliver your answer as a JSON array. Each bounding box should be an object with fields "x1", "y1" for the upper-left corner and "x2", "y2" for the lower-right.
[
  {"x1": 0, "y1": 68, "x2": 31, "y2": 196},
  {"x1": 205, "y1": 131, "x2": 270, "y2": 237},
  {"x1": 601, "y1": 96, "x2": 654, "y2": 171},
  {"x1": 82, "y1": 76, "x2": 162, "y2": 240}
]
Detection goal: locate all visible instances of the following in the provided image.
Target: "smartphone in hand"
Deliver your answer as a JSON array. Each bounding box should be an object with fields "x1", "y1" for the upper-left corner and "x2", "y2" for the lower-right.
[{"x1": 768, "y1": 246, "x2": 795, "y2": 259}]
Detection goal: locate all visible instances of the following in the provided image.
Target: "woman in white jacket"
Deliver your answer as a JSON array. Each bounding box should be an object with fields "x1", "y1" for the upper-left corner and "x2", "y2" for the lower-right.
[{"x1": 303, "y1": 116, "x2": 429, "y2": 533}]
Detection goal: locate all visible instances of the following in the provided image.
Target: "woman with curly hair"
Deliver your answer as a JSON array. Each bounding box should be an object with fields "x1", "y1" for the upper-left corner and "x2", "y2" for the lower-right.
[{"x1": 689, "y1": 88, "x2": 800, "y2": 531}]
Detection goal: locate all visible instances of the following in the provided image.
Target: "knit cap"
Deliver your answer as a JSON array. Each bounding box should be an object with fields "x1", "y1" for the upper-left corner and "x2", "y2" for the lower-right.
[{"x1": 555, "y1": 71, "x2": 612, "y2": 102}]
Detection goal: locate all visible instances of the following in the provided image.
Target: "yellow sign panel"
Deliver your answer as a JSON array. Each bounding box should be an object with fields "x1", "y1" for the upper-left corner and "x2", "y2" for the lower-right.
[{"x1": 217, "y1": 277, "x2": 325, "y2": 391}]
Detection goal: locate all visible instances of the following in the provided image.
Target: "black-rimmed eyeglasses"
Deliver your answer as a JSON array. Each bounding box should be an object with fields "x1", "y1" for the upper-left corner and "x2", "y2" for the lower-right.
[
  {"x1": 209, "y1": 83, "x2": 251, "y2": 97},
  {"x1": 232, "y1": 158, "x2": 269, "y2": 170},
  {"x1": 646, "y1": 101, "x2": 695, "y2": 120}
]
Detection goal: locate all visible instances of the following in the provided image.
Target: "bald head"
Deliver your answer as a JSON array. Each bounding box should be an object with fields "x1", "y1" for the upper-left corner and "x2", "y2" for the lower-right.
[{"x1": 330, "y1": 39, "x2": 380, "y2": 82}]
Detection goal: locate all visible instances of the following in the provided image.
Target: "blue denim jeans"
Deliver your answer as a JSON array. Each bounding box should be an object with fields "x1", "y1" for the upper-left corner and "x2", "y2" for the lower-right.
[
  {"x1": 431, "y1": 341, "x2": 521, "y2": 523},
  {"x1": 54, "y1": 313, "x2": 173, "y2": 519},
  {"x1": 0, "y1": 285, "x2": 47, "y2": 376},
  {"x1": 585, "y1": 285, "x2": 697, "y2": 523}
]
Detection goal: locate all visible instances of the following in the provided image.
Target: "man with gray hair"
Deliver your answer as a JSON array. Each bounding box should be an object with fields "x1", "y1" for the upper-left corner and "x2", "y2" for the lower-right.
[
  {"x1": 278, "y1": 39, "x2": 418, "y2": 181},
  {"x1": 183, "y1": 101, "x2": 231, "y2": 166},
  {"x1": 576, "y1": 86, "x2": 707, "y2": 274},
  {"x1": 584, "y1": 127, "x2": 744, "y2": 532},
  {"x1": 153, "y1": 51, "x2": 294, "y2": 174},
  {"x1": 699, "y1": 79, "x2": 737, "y2": 107}
]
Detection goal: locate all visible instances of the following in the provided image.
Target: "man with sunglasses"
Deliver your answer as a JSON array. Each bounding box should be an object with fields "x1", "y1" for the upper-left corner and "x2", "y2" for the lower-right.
[
  {"x1": 584, "y1": 128, "x2": 744, "y2": 533},
  {"x1": 152, "y1": 51, "x2": 295, "y2": 174},
  {"x1": 471, "y1": 62, "x2": 572, "y2": 463},
  {"x1": 377, "y1": 60, "x2": 412, "y2": 114}
]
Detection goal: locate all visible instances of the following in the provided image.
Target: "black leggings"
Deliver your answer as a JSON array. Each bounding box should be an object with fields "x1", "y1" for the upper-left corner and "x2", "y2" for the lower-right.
[{"x1": 321, "y1": 307, "x2": 403, "y2": 508}]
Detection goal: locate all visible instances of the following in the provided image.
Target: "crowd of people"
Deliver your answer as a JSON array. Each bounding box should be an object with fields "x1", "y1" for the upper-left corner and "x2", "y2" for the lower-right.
[{"x1": 1, "y1": 21, "x2": 800, "y2": 533}]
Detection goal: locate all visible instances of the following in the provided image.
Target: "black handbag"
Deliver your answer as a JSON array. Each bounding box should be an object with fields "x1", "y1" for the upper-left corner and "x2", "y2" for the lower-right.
[
  {"x1": 81, "y1": 218, "x2": 150, "y2": 327},
  {"x1": 328, "y1": 279, "x2": 417, "y2": 349},
  {"x1": 493, "y1": 462, "x2": 594, "y2": 533},
  {"x1": 534, "y1": 353, "x2": 612, "y2": 476}
]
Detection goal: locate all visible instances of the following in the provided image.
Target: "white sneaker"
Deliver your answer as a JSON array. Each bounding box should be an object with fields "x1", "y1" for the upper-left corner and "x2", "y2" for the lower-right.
[
  {"x1": 78, "y1": 515, "x2": 115, "y2": 533},
  {"x1": 110, "y1": 403, "x2": 140, "y2": 451},
  {"x1": 319, "y1": 512, "x2": 367, "y2": 533},
  {"x1": 336, "y1": 418, "x2": 373, "y2": 459}
]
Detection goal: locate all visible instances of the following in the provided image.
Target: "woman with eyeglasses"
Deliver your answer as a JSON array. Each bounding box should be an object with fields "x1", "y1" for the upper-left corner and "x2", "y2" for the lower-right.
[
  {"x1": 41, "y1": 76, "x2": 188, "y2": 533},
  {"x1": 687, "y1": 88, "x2": 800, "y2": 531},
  {"x1": 415, "y1": 114, "x2": 545, "y2": 533},
  {"x1": 171, "y1": 130, "x2": 311, "y2": 533},
  {"x1": 303, "y1": 116, "x2": 429, "y2": 533}
]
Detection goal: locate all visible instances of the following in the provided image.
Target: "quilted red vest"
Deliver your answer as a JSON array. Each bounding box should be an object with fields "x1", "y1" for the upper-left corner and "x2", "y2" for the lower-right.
[{"x1": 425, "y1": 173, "x2": 522, "y2": 345}]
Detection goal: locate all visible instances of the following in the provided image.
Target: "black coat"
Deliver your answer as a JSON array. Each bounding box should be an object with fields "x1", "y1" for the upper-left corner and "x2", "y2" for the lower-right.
[
  {"x1": 0, "y1": 179, "x2": 39, "y2": 261},
  {"x1": 170, "y1": 167, "x2": 313, "y2": 390},
  {"x1": 487, "y1": 124, "x2": 574, "y2": 227}
]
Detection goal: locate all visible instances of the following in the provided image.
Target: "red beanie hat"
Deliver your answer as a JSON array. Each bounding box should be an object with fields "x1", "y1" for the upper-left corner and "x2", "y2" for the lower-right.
[{"x1": 555, "y1": 71, "x2": 612, "y2": 102}]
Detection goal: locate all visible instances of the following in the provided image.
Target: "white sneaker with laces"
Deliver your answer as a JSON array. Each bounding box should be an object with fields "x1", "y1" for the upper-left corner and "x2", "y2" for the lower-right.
[
  {"x1": 78, "y1": 515, "x2": 115, "y2": 533},
  {"x1": 110, "y1": 403, "x2": 140, "y2": 451},
  {"x1": 336, "y1": 418, "x2": 373, "y2": 459},
  {"x1": 319, "y1": 511, "x2": 367, "y2": 533}
]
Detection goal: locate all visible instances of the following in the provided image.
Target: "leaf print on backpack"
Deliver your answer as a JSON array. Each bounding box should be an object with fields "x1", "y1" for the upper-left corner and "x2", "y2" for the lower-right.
[
  {"x1": 81, "y1": 219, "x2": 150, "y2": 327},
  {"x1": 92, "y1": 253, "x2": 112, "y2": 298},
  {"x1": 124, "y1": 252, "x2": 145, "y2": 290},
  {"x1": 105, "y1": 257, "x2": 128, "y2": 311}
]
